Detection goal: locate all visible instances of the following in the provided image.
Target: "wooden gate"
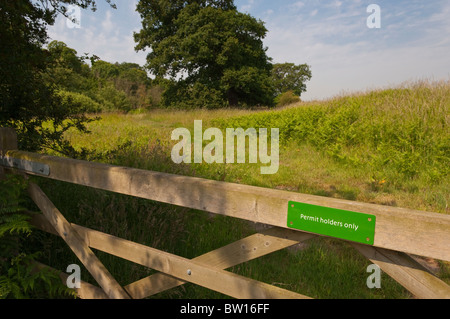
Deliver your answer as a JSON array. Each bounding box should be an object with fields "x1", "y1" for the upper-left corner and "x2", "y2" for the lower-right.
[{"x1": 1, "y1": 127, "x2": 449, "y2": 299}]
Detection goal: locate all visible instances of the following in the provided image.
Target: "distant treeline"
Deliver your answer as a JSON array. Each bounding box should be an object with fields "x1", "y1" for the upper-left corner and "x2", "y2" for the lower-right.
[
  {"x1": 46, "y1": 40, "x2": 312, "y2": 112},
  {"x1": 45, "y1": 40, "x2": 158, "y2": 112},
  {"x1": 0, "y1": 0, "x2": 311, "y2": 154}
]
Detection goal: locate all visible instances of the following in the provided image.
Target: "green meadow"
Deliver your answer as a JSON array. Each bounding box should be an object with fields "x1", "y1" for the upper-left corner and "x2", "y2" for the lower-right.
[{"x1": 34, "y1": 80, "x2": 449, "y2": 299}]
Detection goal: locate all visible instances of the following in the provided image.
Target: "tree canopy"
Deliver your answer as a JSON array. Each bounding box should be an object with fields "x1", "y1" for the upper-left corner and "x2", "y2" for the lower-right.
[
  {"x1": 134, "y1": 0, "x2": 275, "y2": 108},
  {"x1": 0, "y1": 1, "x2": 115, "y2": 154},
  {"x1": 271, "y1": 63, "x2": 312, "y2": 97},
  {"x1": 1, "y1": 0, "x2": 313, "y2": 150},
  {"x1": 45, "y1": 40, "x2": 155, "y2": 113}
]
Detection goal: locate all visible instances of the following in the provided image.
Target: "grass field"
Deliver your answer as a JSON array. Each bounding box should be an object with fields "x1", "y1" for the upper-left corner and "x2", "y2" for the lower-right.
[{"x1": 34, "y1": 80, "x2": 449, "y2": 299}]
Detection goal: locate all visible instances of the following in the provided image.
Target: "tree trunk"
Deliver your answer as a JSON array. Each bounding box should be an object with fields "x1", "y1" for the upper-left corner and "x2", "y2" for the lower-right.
[{"x1": 227, "y1": 88, "x2": 239, "y2": 107}]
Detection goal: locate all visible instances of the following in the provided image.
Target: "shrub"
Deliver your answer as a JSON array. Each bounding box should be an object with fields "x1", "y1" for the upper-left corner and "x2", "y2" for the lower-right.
[
  {"x1": 94, "y1": 86, "x2": 133, "y2": 112},
  {"x1": 56, "y1": 90, "x2": 101, "y2": 114},
  {"x1": 0, "y1": 175, "x2": 74, "y2": 299},
  {"x1": 163, "y1": 82, "x2": 228, "y2": 109},
  {"x1": 148, "y1": 85, "x2": 164, "y2": 108},
  {"x1": 274, "y1": 90, "x2": 301, "y2": 107}
]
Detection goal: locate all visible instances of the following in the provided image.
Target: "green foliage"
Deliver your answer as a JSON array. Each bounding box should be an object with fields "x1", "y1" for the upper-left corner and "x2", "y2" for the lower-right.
[
  {"x1": 0, "y1": 175, "x2": 74, "y2": 299},
  {"x1": 135, "y1": 0, "x2": 274, "y2": 108},
  {"x1": 215, "y1": 81, "x2": 450, "y2": 182},
  {"x1": 92, "y1": 60, "x2": 120, "y2": 79},
  {"x1": 162, "y1": 81, "x2": 228, "y2": 109},
  {"x1": 94, "y1": 86, "x2": 133, "y2": 112},
  {"x1": 0, "y1": 1, "x2": 153, "y2": 154},
  {"x1": 56, "y1": 90, "x2": 101, "y2": 114},
  {"x1": 0, "y1": 1, "x2": 103, "y2": 153},
  {"x1": 47, "y1": 40, "x2": 85, "y2": 73},
  {"x1": 46, "y1": 66, "x2": 94, "y2": 93},
  {"x1": 48, "y1": 54, "x2": 155, "y2": 112},
  {"x1": 0, "y1": 253, "x2": 75, "y2": 299},
  {"x1": 0, "y1": 175, "x2": 31, "y2": 240},
  {"x1": 271, "y1": 63, "x2": 312, "y2": 97},
  {"x1": 274, "y1": 90, "x2": 301, "y2": 107}
]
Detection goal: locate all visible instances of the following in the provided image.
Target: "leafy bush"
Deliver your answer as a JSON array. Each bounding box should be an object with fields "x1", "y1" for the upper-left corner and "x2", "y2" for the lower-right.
[
  {"x1": 94, "y1": 86, "x2": 133, "y2": 112},
  {"x1": 271, "y1": 63, "x2": 312, "y2": 97},
  {"x1": 56, "y1": 90, "x2": 101, "y2": 114},
  {"x1": 0, "y1": 174, "x2": 74, "y2": 299},
  {"x1": 274, "y1": 90, "x2": 301, "y2": 107},
  {"x1": 148, "y1": 85, "x2": 164, "y2": 108},
  {"x1": 162, "y1": 81, "x2": 228, "y2": 109}
]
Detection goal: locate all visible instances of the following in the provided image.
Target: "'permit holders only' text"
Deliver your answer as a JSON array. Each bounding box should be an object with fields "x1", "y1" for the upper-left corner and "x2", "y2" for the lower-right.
[{"x1": 287, "y1": 201, "x2": 376, "y2": 245}]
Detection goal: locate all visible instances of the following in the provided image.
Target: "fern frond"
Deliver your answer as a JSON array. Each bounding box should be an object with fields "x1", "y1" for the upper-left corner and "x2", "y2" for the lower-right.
[
  {"x1": 0, "y1": 276, "x2": 12, "y2": 299},
  {"x1": 0, "y1": 213, "x2": 33, "y2": 237},
  {"x1": 0, "y1": 204, "x2": 24, "y2": 215}
]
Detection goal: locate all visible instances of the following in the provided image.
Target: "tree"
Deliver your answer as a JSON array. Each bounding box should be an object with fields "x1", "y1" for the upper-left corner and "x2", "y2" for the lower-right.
[
  {"x1": 271, "y1": 63, "x2": 312, "y2": 97},
  {"x1": 0, "y1": 1, "x2": 114, "y2": 154},
  {"x1": 90, "y1": 60, "x2": 152, "y2": 110},
  {"x1": 0, "y1": 0, "x2": 115, "y2": 299},
  {"x1": 45, "y1": 40, "x2": 94, "y2": 94},
  {"x1": 47, "y1": 40, "x2": 84, "y2": 73},
  {"x1": 134, "y1": 0, "x2": 274, "y2": 108},
  {"x1": 92, "y1": 60, "x2": 120, "y2": 80}
]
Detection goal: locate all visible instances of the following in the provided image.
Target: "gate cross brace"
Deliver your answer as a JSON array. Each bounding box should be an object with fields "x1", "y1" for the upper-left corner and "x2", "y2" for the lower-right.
[
  {"x1": 29, "y1": 186, "x2": 312, "y2": 299},
  {"x1": 28, "y1": 182, "x2": 131, "y2": 299}
]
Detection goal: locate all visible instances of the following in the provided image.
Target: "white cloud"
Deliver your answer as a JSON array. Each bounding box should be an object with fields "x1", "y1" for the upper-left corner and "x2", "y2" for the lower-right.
[
  {"x1": 292, "y1": 2, "x2": 305, "y2": 9},
  {"x1": 263, "y1": 1, "x2": 450, "y2": 100},
  {"x1": 47, "y1": 7, "x2": 147, "y2": 66},
  {"x1": 240, "y1": 0, "x2": 254, "y2": 12},
  {"x1": 47, "y1": 0, "x2": 450, "y2": 100},
  {"x1": 101, "y1": 10, "x2": 114, "y2": 32}
]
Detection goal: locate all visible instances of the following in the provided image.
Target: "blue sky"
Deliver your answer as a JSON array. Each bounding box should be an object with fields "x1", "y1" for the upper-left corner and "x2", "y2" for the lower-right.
[{"x1": 47, "y1": 0, "x2": 450, "y2": 101}]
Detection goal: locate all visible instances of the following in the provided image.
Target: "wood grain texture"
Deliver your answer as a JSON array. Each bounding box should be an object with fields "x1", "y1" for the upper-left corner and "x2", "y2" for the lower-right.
[
  {"x1": 124, "y1": 228, "x2": 316, "y2": 298},
  {"x1": 33, "y1": 262, "x2": 109, "y2": 299},
  {"x1": 68, "y1": 224, "x2": 310, "y2": 299},
  {"x1": 28, "y1": 183, "x2": 130, "y2": 299},
  {"x1": 31, "y1": 214, "x2": 309, "y2": 299},
  {"x1": 8, "y1": 150, "x2": 449, "y2": 262},
  {"x1": 351, "y1": 243, "x2": 450, "y2": 299}
]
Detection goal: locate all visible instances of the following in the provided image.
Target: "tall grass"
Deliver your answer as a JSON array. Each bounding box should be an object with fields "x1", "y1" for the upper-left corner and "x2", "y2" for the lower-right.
[
  {"x1": 215, "y1": 80, "x2": 449, "y2": 181},
  {"x1": 214, "y1": 80, "x2": 449, "y2": 213},
  {"x1": 33, "y1": 80, "x2": 449, "y2": 299}
]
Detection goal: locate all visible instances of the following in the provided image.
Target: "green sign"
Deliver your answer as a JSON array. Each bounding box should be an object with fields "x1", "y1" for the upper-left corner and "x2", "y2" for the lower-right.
[{"x1": 287, "y1": 201, "x2": 376, "y2": 245}]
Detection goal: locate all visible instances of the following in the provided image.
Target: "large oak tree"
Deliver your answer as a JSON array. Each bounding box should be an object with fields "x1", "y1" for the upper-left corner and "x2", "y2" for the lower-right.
[{"x1": 134, "y1": 0, "x2": 275, "y2": 108}]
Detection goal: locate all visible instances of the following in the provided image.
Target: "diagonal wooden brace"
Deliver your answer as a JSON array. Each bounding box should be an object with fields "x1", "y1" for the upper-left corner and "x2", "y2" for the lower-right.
[
  {"x1": 351, "y1": 242, "x2": 450, "y2": 299},
  {"x1": 124, "y1": 227, "x2": 315, "y2": 298},
  {"x1": 66, "y1": 226, "x2": 310, "y2": 299},
  {"x1": 30, "y1": 213, "x2": 311, "y2": 299},
  {"x1": 28, "y1": 182, "x2": 131, "y2": 299},
  {"x1": 32, "y1": 262, "x2": 109, "y2": 299}
]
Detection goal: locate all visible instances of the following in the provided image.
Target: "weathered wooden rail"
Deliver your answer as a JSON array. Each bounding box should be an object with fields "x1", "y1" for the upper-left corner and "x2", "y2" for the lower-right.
[{"x1": 1, "y1": 127, "x2": 449, "y2": 299}]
